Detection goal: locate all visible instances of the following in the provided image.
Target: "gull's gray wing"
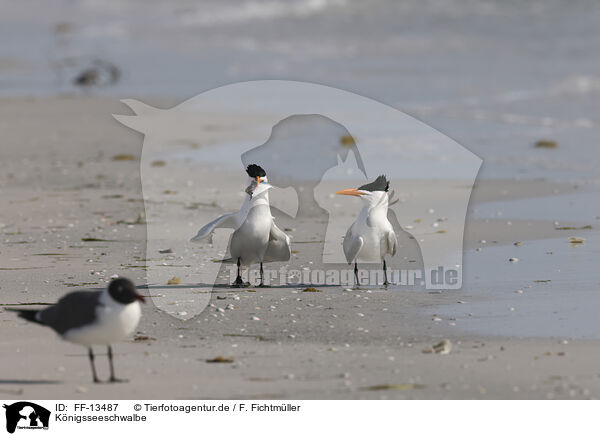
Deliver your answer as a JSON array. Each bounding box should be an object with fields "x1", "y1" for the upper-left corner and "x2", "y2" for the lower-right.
[
  {"x1": 38, "y1": 291, "x2": 102, "y2": 335},
  {"x1": 263, "y1": 222, "x2": 291, "y2": 262},
  {"x1": 191, "y1": 212, "x2": 241, "y2": 242},
  {"x1": 343, "y1": 227, "x2": 364, "y2": 264}
]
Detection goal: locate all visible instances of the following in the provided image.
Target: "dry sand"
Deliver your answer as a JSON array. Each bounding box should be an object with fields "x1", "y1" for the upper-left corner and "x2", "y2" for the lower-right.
[{"x1": 1, "y1": 97, "x2": 599, "y2": 399}]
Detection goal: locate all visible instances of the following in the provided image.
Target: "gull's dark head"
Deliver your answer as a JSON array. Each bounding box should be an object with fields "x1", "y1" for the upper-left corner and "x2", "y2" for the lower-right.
[{"x1": 108, "y1": 277, "x2": 145, "y2": 304}]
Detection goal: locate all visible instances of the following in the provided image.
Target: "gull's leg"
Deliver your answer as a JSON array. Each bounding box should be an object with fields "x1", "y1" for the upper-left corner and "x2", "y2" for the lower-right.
[
  {"x1": 232, "y1": 257, "x2": 246, "y2": 287},
  {"x1": 107, "y1": 345, "x2": 128, "y2": 383},
  {"x1": 88, "y1": 347, "x2": 101, "y2": 383},
  {"x1": 354, "y1": 262, "x2": 360, "y2": 288},
  {"x1": 383, "y1": 259, "x2": 389, "y2": 287}
]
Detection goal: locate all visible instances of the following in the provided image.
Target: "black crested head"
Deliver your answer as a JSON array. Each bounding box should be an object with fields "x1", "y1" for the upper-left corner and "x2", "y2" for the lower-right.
[
  {"x1": 358, "y1": 175, "x2": 389, "y2": 192},
  {"x1": 246, "y1": 164, "x2": 266, "y2": 178},
  {"x1": 108, "y1": 277, "x2": 143, "y2": 304}
]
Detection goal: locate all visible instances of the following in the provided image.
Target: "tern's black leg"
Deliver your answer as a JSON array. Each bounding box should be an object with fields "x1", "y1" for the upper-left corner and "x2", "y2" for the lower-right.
[
  {"x1": 232, "y1": 258, "x2": 247, "y2": 287},
  {"x1": 258, "y1": 262, "x2": 269, "y2": 287},
  {"x1": 88, "y1": 347, "x2": 100, "y2": 383},
  {"x1": 383, "y1": 260, "x2": 389, "y2": 287},
  {"x1": 107, "y1": 345, "x2": 127, "y2": 383},
  {"x1": 354, "y1": 262, "x2": 360, "y2": 288}
]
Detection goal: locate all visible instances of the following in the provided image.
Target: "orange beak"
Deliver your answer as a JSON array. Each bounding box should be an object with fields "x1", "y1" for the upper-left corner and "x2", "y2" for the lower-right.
[
  {"x1": 335, "y1": 188, "x2": 364, "y2": 197},
  {"x1": 256, "y1": 176, "x2": 261, "y2": 189}
]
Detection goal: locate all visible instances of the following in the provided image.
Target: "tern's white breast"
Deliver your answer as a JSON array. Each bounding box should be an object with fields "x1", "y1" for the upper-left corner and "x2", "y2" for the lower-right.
[
  {"x1": 230, "y1": 204, "x2": 272, "y2": 265},
  {"x1": 352, "y1": 207, "x2": 394, "y2": 262}
]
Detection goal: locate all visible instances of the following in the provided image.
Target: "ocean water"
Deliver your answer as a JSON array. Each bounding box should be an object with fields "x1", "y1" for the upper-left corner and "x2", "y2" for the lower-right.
[
  {"x1": 3, "y1": 0, "x2": 600, "y2": 181},
  {"x1": 471, "y1": 192, "x2": 600, "y2": 223},
  {"x1": 431, "y1": 233, "x2": 600, "y2": 339}
]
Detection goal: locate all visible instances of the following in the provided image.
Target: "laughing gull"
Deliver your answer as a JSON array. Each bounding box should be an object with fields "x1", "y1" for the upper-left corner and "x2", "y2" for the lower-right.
[
  {"x1": 191, "y1": 164, "x2": 291, "y2": 287},
  {"x1": 336, "y1": 175, "x2": 397, "y2": 287},
  {"x1": 6, "y1": 278, "x2": 145, "y2": 383}
]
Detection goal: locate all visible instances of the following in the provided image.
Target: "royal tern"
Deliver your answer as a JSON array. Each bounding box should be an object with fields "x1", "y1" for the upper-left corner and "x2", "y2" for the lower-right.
[
  {"x1": 191, "y1": 164, "x2": 291, "y2": 287},
  {"x1": 336, "y1": 175, "x2": 397, "y2": 286},
  {"x1": 6, "y1": 278, "x2": 144, "y2": 383}
]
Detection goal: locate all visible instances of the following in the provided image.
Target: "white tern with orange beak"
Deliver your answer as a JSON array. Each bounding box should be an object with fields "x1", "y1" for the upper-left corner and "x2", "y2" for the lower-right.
[
  {"x1": 191, "y1": 164, "x2": 291, "y2": 287},
  {"x1": 336, "y1": 175, "x2": 397, "y2": 287}
]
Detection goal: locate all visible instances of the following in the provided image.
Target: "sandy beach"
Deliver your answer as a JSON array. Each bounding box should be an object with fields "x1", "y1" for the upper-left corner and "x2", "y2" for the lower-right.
[{"x1": 1, "y1": 96, "x2": 600, "y2": 399}]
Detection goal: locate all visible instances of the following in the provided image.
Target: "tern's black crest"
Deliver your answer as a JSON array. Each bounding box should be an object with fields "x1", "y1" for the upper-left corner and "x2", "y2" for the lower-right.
[
  {"x1": 246, "y1": 164, "x2": 266, "y2": 178},
  {"x1": 108, "y1": 278, "x2": 139, "y2": 304},
  {"x1": 359, "y1": 175, "x2": 389, "y2": 192}
]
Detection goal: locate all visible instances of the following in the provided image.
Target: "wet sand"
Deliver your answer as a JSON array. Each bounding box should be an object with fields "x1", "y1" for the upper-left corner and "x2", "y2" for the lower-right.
[{"x1": 1, "y1": 97, "x2": 600, "y2": 399}]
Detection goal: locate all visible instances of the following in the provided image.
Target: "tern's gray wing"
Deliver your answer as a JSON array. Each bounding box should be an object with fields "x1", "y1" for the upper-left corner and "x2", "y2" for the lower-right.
[
  {"x1": 38, "y1": 291, "x2": 102, "y2": 335},
  {"x1": 343, "y1": 227, "x2": 364, "y2": 264},
  {"x1": 263, "y1": 222, "x2": 291, "y2": 262},
  {"x1": 386, "y1": 230, "x2": 398, "y2": 256},
  {"x1": 191, "y1": 212, "x2": 240, "y2": 242}
]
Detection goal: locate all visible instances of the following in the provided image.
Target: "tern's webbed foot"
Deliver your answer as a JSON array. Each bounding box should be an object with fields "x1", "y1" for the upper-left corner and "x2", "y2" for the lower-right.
[
  {"x1": 258, "y1": 283, "x2": 270, "y2": 288},
  {"x1": 231, "y1": 277, "x2": 249, "y2": 288}
]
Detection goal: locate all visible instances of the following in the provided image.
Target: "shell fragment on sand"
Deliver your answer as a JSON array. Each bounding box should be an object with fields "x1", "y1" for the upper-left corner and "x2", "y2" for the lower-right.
[
  {"x1": 555, "y1": 225, "x2": 592, "y2": 230},
  {"x1": 534, "y1": 139, "x2": 558, "y2": 149},
  {"x1": 206, "y1": 356, "x2": 234, "y2": 363},
  {"x1": 422, "y1": 339, "x2": 452, "y2": 355},
  {"x1": 111, "y1": 154, "x2": 137, "y2": 161}
]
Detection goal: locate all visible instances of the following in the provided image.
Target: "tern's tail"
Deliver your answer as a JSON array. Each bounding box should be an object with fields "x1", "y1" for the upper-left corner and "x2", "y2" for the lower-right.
[{"x1": 4, "y1": 308, "x2": 43, "y2": 325}]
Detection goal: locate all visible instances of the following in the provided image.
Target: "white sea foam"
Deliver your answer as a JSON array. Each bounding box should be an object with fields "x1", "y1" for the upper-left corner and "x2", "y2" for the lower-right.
[{"x1": 179, "y1": 0, "x2": 347, "y2": 27}]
